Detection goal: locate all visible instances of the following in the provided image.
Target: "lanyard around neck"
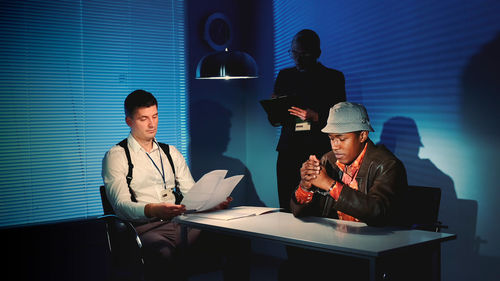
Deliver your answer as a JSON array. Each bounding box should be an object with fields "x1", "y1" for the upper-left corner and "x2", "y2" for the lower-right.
[{"x1": 145, "y1": 141, "x2": 166, "y2": 189}]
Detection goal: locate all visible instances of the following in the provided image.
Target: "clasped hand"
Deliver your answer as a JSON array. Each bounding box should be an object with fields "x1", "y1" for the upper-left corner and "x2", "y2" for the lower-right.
[{"x1": 300, "y1": 155, "x2": 333, "y2": 191}]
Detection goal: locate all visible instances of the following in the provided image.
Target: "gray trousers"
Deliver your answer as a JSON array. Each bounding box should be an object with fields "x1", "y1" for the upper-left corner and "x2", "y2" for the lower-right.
[{"x1": 136, "y1": 220, "x2": 250, "y2": 281}]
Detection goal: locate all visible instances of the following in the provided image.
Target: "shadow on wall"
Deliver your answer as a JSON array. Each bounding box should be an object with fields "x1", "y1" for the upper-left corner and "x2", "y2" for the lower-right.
[
  {"x1": 462, "y1": 31, "x2": 500, "y2": 140},
  {"x1": 378, "y1": 116, "x2": 479, "y2": 281},
  {"x1": 461, "y1": 31, "x2": 500, "y2": 280},
  {"x1": 189, "y1": 99, "x2": 265, "y2": 207}
]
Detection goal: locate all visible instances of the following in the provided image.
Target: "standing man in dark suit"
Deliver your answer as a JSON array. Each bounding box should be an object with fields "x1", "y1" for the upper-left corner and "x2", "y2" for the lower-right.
[{"x1": 269, "y1": 29, "x2": 346, "y2": 211}]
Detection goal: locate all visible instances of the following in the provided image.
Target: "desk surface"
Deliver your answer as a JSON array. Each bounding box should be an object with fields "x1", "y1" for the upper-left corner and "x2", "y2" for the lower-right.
[{"x1": 176, "y1": 211, "x2": 456, "y2": 258}]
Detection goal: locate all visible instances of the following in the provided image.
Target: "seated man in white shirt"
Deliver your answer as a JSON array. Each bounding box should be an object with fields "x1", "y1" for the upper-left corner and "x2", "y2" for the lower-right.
[{"x1": 102, "y1": 89, "x2": 248, "y2": 281}]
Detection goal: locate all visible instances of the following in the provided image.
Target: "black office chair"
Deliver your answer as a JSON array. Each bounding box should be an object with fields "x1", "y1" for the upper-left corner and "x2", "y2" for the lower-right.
[
  {"x1": 378, "y1": 185, "x2": 446, "y2": 281},
  {"x1": 397, "y1": 185, "x2": 445, "y2": 232},
  {"x1": 99, "y1": 186, "x2": 239, "y2": 280},
  {"x1": 99, "y1": 185, "x2": 144, "y2": 281}
]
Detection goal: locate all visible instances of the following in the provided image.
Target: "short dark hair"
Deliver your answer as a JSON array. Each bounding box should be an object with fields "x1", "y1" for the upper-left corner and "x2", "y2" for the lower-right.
[
  {"x1": 124, "y1": 89, "x2": 158, "y2": 118},
  {"x1": 292, "y1": 29, "x2": 321, "y2": 57}
]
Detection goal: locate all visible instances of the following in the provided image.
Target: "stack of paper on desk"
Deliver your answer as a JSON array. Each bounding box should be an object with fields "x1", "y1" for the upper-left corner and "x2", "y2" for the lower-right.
[
  {"x1": 181, "y1": 170, "x2": 243, "y2": 212},
  {"x1": 187, "y1": 206, "x2": 282, "y2": 220}
]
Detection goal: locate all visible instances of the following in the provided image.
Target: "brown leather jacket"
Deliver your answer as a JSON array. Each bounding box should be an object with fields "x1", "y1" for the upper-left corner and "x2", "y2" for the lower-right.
[{"x1": 290, "y1": 139, "x2": 408, "y2": 226}]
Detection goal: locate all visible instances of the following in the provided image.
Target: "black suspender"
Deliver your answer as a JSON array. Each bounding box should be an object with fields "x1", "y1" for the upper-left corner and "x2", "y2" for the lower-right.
[
  {"x1": 118, "y1": 139, "x2": 136, "y2": 202},
  {"x1": 158, "y1": 142, "x2": 176, "y2": 180},
  {"x1": 158, "y1": 142, "x2": 184, "y2": 204},
  {"x1": 117, "y1": 138, "x2": 183, "y2": 204}
]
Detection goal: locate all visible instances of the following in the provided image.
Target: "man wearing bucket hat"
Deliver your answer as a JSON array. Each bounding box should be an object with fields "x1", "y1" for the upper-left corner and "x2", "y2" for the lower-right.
[{"x1": 290, "y1": 102, "x2": 408, "y2": 226}]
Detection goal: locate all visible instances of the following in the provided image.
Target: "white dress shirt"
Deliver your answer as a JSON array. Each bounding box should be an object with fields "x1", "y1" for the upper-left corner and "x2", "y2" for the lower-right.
[{"x1": 102, "y1": 133, "x2": 195, "y2": 221}]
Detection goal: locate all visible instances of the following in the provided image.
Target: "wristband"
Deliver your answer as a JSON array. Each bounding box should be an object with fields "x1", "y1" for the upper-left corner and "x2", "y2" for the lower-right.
[
  {"x1": 299, "y1": 184, "x2": 311, "y2": 192},
  {"x1": 328, "y1": 180, "x2": 343, "y2": 200},
  {"x1": 328, "y1": 180, "x2": 336, "y2": 192},
  {"x1": 296, "y1": 185, "x2": 314, "y2": 204}
]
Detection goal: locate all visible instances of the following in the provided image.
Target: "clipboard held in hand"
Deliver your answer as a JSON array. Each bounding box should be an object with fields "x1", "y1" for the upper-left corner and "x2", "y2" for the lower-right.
[{"x1": 260, "y1": 95, "x2": 301, "y2": 126}]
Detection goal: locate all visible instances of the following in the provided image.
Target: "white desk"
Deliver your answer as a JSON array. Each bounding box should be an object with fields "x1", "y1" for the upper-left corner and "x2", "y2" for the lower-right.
[{"x1": 176, "y1": 211, "x2": 456, "y2": 281}]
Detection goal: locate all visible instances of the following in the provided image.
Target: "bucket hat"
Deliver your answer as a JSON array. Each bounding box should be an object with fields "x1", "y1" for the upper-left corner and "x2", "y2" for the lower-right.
[{"x1": 321, "y1": 102, "x2": 374, "y2": 134}]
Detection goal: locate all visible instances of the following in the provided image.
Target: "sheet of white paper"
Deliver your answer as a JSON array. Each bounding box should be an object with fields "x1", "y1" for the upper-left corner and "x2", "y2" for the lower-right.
[
  {"x1": 187, "y1": 206, "x2": 281, "y2": 220},
  {"x1": 194, "y1": 173, "x2": 243, "y2": 212},
  {"x1": 181, "y1": 170, "x2": 244, "y2": 212},
  {"x1": 181, "y1": 170, "x2": 227, "y2": 211},
  {"x1": 187, "y1": 209, "x2": 255, "y2": 220},
  {"x1": 207, "y1": 174, "x2": 244, "y2": 209},
  {"x1": 230, "y1": 206, "x2": 282, "y2": 216}
]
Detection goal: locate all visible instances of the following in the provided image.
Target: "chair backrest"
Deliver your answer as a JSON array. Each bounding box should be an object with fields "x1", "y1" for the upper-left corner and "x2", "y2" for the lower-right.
[
  {"x1": 100, "y1": 185, "x2": 115, "y2": 215},
  {"x1": 396, "y1": 185, "x2": 442, "y2": 231},
  {"x1": 98, "y1": 185, "x2": 144, "y2": 272}
]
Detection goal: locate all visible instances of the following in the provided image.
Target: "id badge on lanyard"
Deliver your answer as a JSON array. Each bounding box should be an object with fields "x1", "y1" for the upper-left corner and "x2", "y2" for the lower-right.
[
  {"x1": 145, "y1": 144, "x2": 174, "y2": 203},
  {"x1": 160, "y1": 188, "x2": 175, "y2": 203},
  {"x1": 295, "y1": 117, "x2": 311, "y2": 131}
]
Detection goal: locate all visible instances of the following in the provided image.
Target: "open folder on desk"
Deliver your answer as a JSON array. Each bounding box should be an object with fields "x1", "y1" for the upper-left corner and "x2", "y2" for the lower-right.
[
  {"x1": 187, "y1": 206, "x2": 282, "y2": 220},
  {"x1": 181, "y1": 170, "x2": 243, "y2": 212}
]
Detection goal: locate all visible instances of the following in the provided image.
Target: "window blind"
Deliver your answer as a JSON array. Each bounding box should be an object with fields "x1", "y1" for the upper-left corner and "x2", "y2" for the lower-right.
[{"x1": 0, "y1": 0, "x2": 187, "y2": 228}]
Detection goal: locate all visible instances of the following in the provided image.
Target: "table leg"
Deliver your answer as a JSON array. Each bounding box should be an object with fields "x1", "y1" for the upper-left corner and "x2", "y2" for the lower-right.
[
  {"x1": 369, "y1": 257, "x2": 376, "y2": 281},
  {"x1": 179, "y1": 224, "x2": 189, "y2": 280},
  {"x1": 430, "y1": 243, "x2": 441, "y2": 281},
  {"x1": 180, "y1": 224, "x2": 188, "y2": 249}
]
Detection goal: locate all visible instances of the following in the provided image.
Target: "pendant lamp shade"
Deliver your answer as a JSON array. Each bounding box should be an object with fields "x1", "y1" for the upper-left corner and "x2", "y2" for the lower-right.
[{"x1": 196, "y1": 48, "x2": 258, "y2": 79}]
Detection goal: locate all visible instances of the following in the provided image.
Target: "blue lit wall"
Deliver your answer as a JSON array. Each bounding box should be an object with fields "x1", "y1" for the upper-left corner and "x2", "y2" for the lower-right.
[
  {"x1": 0, "y1": 0, "x2": 187, "y2": 227},
  {"x1": 254, "y1": 0, "x2": 499, "y2": 279}
]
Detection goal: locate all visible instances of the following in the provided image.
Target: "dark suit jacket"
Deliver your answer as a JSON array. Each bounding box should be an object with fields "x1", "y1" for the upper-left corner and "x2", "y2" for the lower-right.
[{"x1": 272, "y1": 62, "x2": 346, "y2": 156}]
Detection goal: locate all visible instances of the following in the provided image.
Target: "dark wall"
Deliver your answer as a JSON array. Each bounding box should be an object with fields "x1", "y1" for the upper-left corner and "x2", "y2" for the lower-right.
[
  {"x1": 2, "y1": 219, "x2": 110, "y2": 281},
  {"x1": 187, "y1": 0, "x2": 271, "y2": 207}
]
